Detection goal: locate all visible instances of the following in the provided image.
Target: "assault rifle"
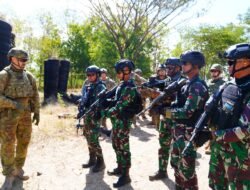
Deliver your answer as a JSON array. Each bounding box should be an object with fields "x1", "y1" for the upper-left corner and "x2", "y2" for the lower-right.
[
  {"x1": 137, "y1": 78, "x2": 187, "y2": 117},
  {"x1": 142, "y1": 78, "x2": 171, "y2": 90},
  {"x1": 78, "y1": 85, "x2": 117, "y2": 120},
  {"x1": 182, "y1": 83, "x2": 227, "y2": 156}
]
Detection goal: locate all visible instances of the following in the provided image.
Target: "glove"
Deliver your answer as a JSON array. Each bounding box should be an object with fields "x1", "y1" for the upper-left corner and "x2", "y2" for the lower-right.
[
  {"x1": 32, "y1": 113, "x2": 40, "y2": 125},
  {"x1": 193, "y1": 130, "x2": 213, "y2": 148}
]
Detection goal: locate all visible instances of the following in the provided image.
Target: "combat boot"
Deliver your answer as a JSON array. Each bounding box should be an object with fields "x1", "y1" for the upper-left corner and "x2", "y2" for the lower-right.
[
  {"x1": 1, "y1": 175, "x2": 15, "y2": 190},
  {"x1": 92, "y1": 157, "x2": 105, "y2": 173},
  {"x1": 149, "y1": 170, "x2": 168, "y2": 181},
  {"x1": 107, "y1": 165, "x2": 121, "y2": 176},
  {"x1": 113, "y1": 168, "x2": 131, "y2": 188},
  {"x1": 82, "y1": 153, "x2": 96, "y2": 168},
  {"x1": 14, "y1": 168, "x2": 29, "y2": 181}
]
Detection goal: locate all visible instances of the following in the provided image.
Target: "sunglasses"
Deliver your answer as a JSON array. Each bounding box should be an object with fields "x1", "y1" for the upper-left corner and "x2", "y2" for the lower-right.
[
  {"x1": 18, "y1": 58, "x2": 28, "y2": 62},
  {"x1": 227, "y1": 60, "x2": 236, "y2": 66},
  {"x1": 87, "y1": 73, "x2": 95, "y2": 77},
  {"x1": 166, "y1": 66, "x2": 175, "y2": 70},
  {"x1": 210, "y1": 70, "x2": 219, "y2": 73}
]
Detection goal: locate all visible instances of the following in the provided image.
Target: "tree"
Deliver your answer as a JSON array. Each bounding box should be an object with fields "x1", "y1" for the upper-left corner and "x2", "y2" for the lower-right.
[
  {"x1": 87, "y1": 0, "x2": 197, "y2": 65},
  {"x1": 35, "y1": 13, "x2": 62, "y2": 88},
  {"x1": 239, "y1": 7, "x2": 250, "y2": 41},
  {"x1": 172, "y1": 24, "x2": 247, "y2": 78},
  {"x1": 60, "y1": 24, "x2": 91, "y2": 73}
]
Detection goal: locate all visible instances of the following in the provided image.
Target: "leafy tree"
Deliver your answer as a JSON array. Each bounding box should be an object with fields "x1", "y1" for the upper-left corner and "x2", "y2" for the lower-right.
[
  {"x1": 172, "y1": 24, "x2": 247, "y2": 78},
  {"x1": 35, "y1": 13, "x2": 62, "y2": 88},
  {"x1": 87, "y1": 0, "x2": 198, "y2": 74}
]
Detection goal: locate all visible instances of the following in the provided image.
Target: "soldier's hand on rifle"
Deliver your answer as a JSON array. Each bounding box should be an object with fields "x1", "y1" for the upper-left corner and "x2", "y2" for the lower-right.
[{"x1": 32, "y1": 113, "x2": 40, "y2": 125}]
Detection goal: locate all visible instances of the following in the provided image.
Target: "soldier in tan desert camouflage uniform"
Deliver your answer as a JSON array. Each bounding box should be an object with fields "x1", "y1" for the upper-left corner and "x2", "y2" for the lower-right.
[{"x1": 0, "y1": 48, "x2": 40, "y2": 190}]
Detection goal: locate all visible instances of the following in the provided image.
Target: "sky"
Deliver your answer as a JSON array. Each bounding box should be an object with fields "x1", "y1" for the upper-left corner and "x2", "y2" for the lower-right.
[{"x1": 0, "y1": 0, "x2": 249, "y2": 45}]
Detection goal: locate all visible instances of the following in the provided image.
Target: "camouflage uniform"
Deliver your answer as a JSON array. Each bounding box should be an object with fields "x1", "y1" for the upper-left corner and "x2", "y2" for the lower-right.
[
  {"x1": 0, "y1": 65, "x2": 40, "y2": 177},
  {"x1": 158, "y1": 73, "x2": 184, "y2": 173},
  {"x1": 207, "y1": 77, "x2": 225, "y2": 95},
  {"x1": 148, "y1": 75, "x2": 168, "y2": 127},
  {"x1": 209, "y1": 82, "x2": 250, "y2": 190},
  {"x1": 82, "y1": 80, "x2": 106, "y2": 159},
  {"x1": 106, "y1": 79, "x2": 137, "y2": 174},
  {"x1": 207, "y1": 77, "x2": 228, "y2": 189},
  {"x1": 101, "y1": 77, "x2": 116, "y2": 129},
  {"x1": 167, "y1": 75, "x2": 208, "y2": 189},
  {"x1": 102, "y1": 77, "x2": 116, "y2": 90},
  {"x1": 132, "y1": 72, "x2": 147, "y2": 125}
]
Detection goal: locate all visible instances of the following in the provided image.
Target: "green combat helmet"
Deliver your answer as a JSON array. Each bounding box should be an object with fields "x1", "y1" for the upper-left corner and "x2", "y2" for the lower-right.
[
  {"x1": 7, "y1": 48, "x2": 29, "y2": 60},
  {"x1": 210, "y1": 63, "x2": 223, "y2": 72}
]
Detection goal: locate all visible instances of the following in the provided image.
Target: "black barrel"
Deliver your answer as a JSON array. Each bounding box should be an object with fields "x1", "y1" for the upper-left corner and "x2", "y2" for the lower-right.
[
  {"x1": 0, "y1": 53, "x2": 10, "y2": 71},
  {"x1": 58, "y1": 60, "x2": 70, "y2": 94},
  {"x1": 44, "y1": 58, "x2": 60, "y2": 102},
  {"x1": 0, "y1": 19, "x2": 12, "y2": 71}
]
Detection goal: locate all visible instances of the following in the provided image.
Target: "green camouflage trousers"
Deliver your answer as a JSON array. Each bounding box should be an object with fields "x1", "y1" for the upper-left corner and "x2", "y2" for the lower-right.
[
  {"x1": 170, "y1": 125, "x2": 198, "y2": 190},
  {"x1": 111, "y1": 118, "x2": 131, "y2": 173},
  {"x1": 0, "y1": 110, "x2": 32, "y2": 176},
  {"x1": 158, "y1": 119, "x2": 172, "y2": 172},
  {"x1": 209, "y1": 141, "x2": 229, "y2": 190},
  {"x1": 83, "y1": 117, "x2": 103, "y2": 158},
  {"x1": 209, "y1": 140, "x2": 250, "y2": 190}
]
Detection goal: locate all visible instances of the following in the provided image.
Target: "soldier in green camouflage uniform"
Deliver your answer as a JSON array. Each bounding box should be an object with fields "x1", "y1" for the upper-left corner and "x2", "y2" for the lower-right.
[
  {"x1": 207, "y1": 43, "x2": 250, "y2": 190},
  {"x1": 100, "y1": 68, "x2": 116, "y2": 129},
  {"x1": 0, "y1": 48, "x2": 40, "y2": 190},
  {"x1": 80, "y1": 65, "x2": 106, "y2": 173},
  {"x1": 164, "y1": 51, "x2": 209, "y2": 189},
  {"x1": 105, "y1": 59, "x2": 138, "y2": 188},
  {"x1": 205, "y1": 64, "x2": 226, "y2": 159},
  {"x1": 149, "y1": 57, "x2": 185, "y2": 181}
]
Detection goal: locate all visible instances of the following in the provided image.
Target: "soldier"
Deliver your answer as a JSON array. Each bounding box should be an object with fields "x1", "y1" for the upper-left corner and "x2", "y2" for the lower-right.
[
  {"x1": 132, "y1": 68, "x2": 147, "y2": 125},
  {"x1": 100, "y1": 68, "x2": 116, "y2": 90},
  {"x1": 149, "y1": 57, "x2": 185, "y2": 181},
  {"x1": 205, "y1": 64, "x2": 226, "y2": 154},
  {"x1": 164, "y1": 51, "x2": 209, "y2": 189},
  {"x1": 80, "y1": 65, "x2": 106, "y2": 173},
  {"x1": 207, "y1": 63, "x2": 225, "y2": 95},
  {"x1": 149, "y1": 64, "x2": 168, "y2": 126},
  {"x1": 202, "y1": 43, "x2": 250, "y2": 190},
  {"x1": 100, "y1": 68, "x2": 116, "y2": 129},
  {"x1": 105, "y1": 59, "x2": 138, "y2": 188},
  {"x1": 0, "y1": 48, "x2": 40, "y2": 190}
]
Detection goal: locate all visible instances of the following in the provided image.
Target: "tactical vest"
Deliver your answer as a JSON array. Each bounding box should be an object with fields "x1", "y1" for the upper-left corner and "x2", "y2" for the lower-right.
[
  {"x1": 3, "y1": 67, "x2": 34, "y2": 99},
  {"x1": 85, "y1": 81, "x2": 104, "y2": 108},
  {"x1": 115, "y1": 80, "x2": 143, "y2": 119},
  {"x1": 214, "y1": 83, "x2": 248, "y2": 130},
  {"x1": 175, "y1": 77, "x2": 209, "y2": 126}
]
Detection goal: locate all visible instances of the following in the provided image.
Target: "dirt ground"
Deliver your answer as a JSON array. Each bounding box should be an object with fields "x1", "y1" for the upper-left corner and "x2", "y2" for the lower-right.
[{"x1": 0, "y1": 104, "x2": 211, "y2": 190}]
